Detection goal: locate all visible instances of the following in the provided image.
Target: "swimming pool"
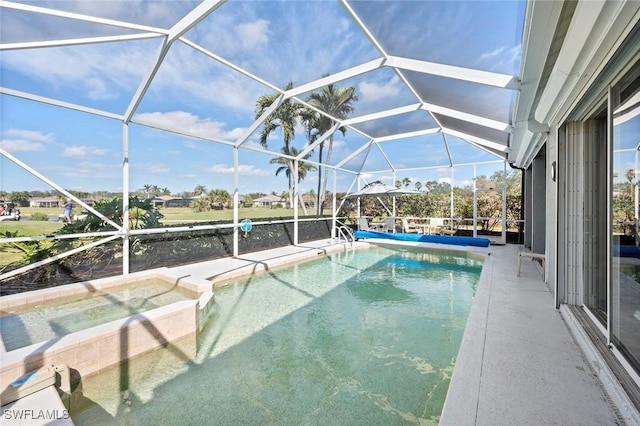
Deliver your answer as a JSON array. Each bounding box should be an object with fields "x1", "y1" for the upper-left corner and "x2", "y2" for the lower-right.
[{"x1": 71, "y1": 245, "x2": 483, "y2": 425}]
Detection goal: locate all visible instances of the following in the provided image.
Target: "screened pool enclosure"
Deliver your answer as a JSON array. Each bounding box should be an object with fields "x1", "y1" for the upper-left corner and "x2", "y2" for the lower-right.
[{"x1": 0, "y1": 0, "x2": 524, "y2": 286}]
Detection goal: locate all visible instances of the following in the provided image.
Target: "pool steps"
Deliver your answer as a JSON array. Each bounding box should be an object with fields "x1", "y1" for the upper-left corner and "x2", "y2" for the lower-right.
[{"x1": 0, "y1": 364, "x2": 73, "y2": 425}]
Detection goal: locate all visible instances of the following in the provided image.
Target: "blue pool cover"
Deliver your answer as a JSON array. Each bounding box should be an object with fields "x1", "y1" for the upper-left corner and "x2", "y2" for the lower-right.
[{"x1": 353, "y1": 231, "x2": 491, "y2": 247}]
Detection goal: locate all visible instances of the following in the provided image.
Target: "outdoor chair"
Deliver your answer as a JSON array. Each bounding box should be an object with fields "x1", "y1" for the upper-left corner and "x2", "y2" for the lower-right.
[
  {"x1": 357, "y1": 217, "x2": 371, "y2": 231},
  {"x1": 430, "y1": 218, "x2": 456, "y2": 235},
  {"x1": 401, "y1": 218, "x2": 419, "y2": 233},
  {"x1": 380, "y1": 217, "x2": 396, "y2": 232}
]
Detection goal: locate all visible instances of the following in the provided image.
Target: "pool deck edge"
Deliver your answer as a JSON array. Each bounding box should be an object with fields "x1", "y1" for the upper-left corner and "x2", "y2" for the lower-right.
[{"x1": 440, "y1": 244, "x2": 625, "y2": 425}]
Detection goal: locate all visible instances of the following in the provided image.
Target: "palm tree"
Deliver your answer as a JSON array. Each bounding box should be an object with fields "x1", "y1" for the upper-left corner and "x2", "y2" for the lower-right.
[
  {"x1": 149, "y1": 185, "x2": 160, "y2": 198},
  {"x1": 255, "y1": 81, "x2": 301, "y2": 150},
  {"x1": 303, "y1": 80, "x2": 358, "y2": 215},
  {"x1": 142, "y1": 184, "x2": 152, "y2": 199},
  {"x1": 270, "y1": 145, "x2": 317, "y2": 215},
  {"x1": 256, "y1": 81, "x2": 311, "y2": 212},
  {"x1": 193, "y1": 185, "x2": 207, "y2": 197}
]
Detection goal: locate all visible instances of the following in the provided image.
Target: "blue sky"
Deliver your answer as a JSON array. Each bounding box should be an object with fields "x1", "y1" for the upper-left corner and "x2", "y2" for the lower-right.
[{"x1": 0, "y1": 0, "x2": 524, "y2": 196}]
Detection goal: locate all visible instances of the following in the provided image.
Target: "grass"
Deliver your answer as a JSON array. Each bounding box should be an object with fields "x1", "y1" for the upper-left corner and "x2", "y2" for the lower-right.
[
  {"x1": 13, "y1": 206, "x2": 328, "y2": 222},
  {"x1": 0, "y1": 220, "x2": 63, "y2": 236},
  {"x1": 0, "y1": 206, "x2": 333, "y2": 268},
  {"x1": 159, "y1": 206, "x2": 319, "y2": 222}
]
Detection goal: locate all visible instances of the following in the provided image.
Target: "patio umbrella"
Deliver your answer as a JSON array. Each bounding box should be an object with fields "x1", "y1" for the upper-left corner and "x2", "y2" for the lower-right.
[
  {"x1": 345, "y1": 183, "x2": 398, "y2": 198},
  {"x1": 344, "y1": 183, "x2": 422, "y2": 198},
  {"x1": 344, "y1": 183, "x2": 423, "y2": 220},
  {"x1": 385, "y1": 187, "x2": 422, "y2": 196}
]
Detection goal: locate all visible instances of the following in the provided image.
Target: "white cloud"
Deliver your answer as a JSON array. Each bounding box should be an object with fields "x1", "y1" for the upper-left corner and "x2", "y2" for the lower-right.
[
  {"x1": 0, "y1": 139, "x2": 45, "y2": 152},
  {"x1": 4, "y1": 129, "x2": 54, "y2": 143},
  {"x1": 476, "y1": 44, "x2": 521, "y2": 73},
  {"x1": 85, "y1": 76, "x2": 113, "y2": 100},
  {"x1": 63, "y1": 145, "x2": 109, "y2": 158},
  {"x1": 331, "y1": 139, "x2": 346, "y2": 150},
  {"x1": 144, "y1": 164, "x2": 171, "y2": 174},
  {"x1": 131, "y1": 163, "x2": 171, "y2": 174},
  {"x1": 236, "y1": 20, "x2": 270, "y2": 50},
  {"x1": 209, "y1": 163, "x2": 271, "y2": 176},
  {"x1": 62, "y1": 168, "x2": 92, "y2": 178},
  {"x1": 241, "y1": 140, "x2": 266, "y2": 151},
  {"x1": 135, "y1": 111, "x2": 247, "y2": 141},
  {"x1": 3, "y1": 43, "x2": 153, "y2": 101},
  {"x1": 477, "y1": 46, "x2": 506, "y2": 62},
  {"x1": 0, "y1": 129, "x2": 53, "y2": 152},
  {"x1": 358, "y1": 76, "x2": 402, "y2": 102}
]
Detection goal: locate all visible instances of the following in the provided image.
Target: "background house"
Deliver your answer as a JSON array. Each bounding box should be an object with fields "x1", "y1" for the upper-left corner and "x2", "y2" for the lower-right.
[
  {"x1": 252, "y1": 195, "x2": 287, "y2": 208},
  {"x1": 151, "y1": 196, "x2": 192, "y2": 208},
  {"x1": 29, "y1": 196, "x2": 60, "y2": 208}
]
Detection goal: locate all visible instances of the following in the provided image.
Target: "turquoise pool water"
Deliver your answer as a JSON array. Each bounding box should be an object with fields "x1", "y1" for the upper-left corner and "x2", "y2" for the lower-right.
[{"x1": 72, "y1": 246, "x2": 483, "y2": 425}]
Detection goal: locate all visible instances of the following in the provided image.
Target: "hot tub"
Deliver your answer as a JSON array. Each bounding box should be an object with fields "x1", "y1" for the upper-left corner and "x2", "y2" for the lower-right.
[{"x1": 0, "y1": 268, "x2": 215, "y2": 385}]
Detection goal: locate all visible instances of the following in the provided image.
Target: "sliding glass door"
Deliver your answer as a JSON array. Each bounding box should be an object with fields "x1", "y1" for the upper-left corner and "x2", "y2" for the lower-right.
[{"x1": 611, "y1": 82, "x2": 640, "y2": 373}]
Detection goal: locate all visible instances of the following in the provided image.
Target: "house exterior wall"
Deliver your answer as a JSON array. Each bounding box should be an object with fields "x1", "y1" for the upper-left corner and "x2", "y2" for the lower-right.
[
  {"x1": 532, "y1": 152, "x2": 546, "y2": 254},
  {"x1": 548, "y1": 24, "x2": 640, "y2": 394},
  {"x1": 546, "y1": 130, "x2": 558, "y2": 298}
]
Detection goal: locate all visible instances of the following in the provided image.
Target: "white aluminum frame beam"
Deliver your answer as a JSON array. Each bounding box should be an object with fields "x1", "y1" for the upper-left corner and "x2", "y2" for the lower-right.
[
  {"x1": 234, "y1": 93, "x2": 284, "y2": 148},
  {"x1": 284, "y1": 58, "x2": 384, "y2": 99},
  {"x1": 124, "y1": 0, "x2": 225, "y2": 123},
  {"x1": 442, "y1": 133, "x2": 454, "y2": 167},
  {"x1": 385, "y1": 55, "x2": 519, "y2": 90},
  {"x1": 1, "y1": 87, "x2": 123, "y2": 120},
  {"x1": 340, "y1": 0, "x2": 388, "y2": 55},
  {"x1": 0, "y1": 0, "x2": 169, "y2": 34},
  {"x1": 167, "y1": 0, "x2": 225, "y2": 43},
  {"x1": 342, "y1": 103, "x2": 422, "y2": 126},
  {"x1": 182, "y1": 38, "x2": 280, "y2": 93},
  {"x1": 0, "y1": 33, "x2": 162, "y2": 51},
  {"x1": 374, "y1": 143, "x2": 395, "y2": 171},
  {"x1": 373, "y1": 128, "x2": 440, "y2": 143},
  {"x1": 335, "y1": 140, "x2": 374, "y2": 169},
  {"x1": 298, "y1": 122, "x2": 340, "y2": 159},
  {"x1": 1, "y1": 148, "x2": 122, "y2": 229},
  {"x1": 421, "y1": 103, "x2": 512, "y2": 132},
  {"x1": 442, "y1": 128, "x2": 510, "y2": 153}
]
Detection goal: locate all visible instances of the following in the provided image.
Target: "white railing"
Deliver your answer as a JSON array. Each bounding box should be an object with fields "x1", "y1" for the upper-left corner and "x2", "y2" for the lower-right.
[{"x1": 335, "y1": 220, "x2": 355, "y2": 246}]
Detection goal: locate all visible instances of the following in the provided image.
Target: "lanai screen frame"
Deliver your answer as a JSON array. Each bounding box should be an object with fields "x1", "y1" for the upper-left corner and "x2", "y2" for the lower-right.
[{"x1": 0, "y1": 0, "x2": 520, "y2": 281}]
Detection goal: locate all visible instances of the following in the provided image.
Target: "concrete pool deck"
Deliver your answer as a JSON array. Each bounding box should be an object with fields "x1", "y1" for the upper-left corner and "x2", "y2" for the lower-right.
[{"x1": 170, "y1": 239, "x2": 636, "y2": 424}]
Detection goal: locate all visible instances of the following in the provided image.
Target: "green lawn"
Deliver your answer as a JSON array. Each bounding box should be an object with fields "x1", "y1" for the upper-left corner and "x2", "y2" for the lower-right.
[
  {"x1": 0, "y1": 206, "x2": 334, "y2": 268},
  {"x1": 159, "y1": 207, "x2": 331, "y2": 222},
  {"x1": 13, "y1": 206, "x2": 329, "y2": 222},
  {"x1": 0, "y1": 219, "x2": 63, "y2": 236}
]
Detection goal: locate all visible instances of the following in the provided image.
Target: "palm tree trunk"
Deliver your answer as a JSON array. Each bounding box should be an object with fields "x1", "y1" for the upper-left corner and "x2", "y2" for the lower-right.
[
  {"x1": 320, "y1": 136, "x2": 334, "y2": 214},
  {"x1": 316, "y1": 143, "x2": 324, "y2": 216},
  {"x1": 298, "y1": 192, "x2": 308, "y2": 216},
  {"x1": 287, "y1": 162, "x2": 295, "y2": 209}
]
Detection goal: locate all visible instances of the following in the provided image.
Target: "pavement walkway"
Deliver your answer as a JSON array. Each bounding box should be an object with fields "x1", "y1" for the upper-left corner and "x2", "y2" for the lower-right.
[{"x1": 441, "y1": 243, "x2": 630, "y2": 425}]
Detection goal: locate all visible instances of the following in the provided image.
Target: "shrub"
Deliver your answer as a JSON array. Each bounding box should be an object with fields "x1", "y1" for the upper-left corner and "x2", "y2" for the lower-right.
[{"x1": 29, "y1": 212, "x2": 50, "y2": 221}]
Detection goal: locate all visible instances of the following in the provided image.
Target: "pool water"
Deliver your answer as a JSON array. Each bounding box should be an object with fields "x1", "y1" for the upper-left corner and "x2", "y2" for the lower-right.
[
  {"x1": 0, "y1": 281, "x2": 193, "y2": 351},
  {"x1": 71, "y1": 246, "x2": 483, "y2": 425}
]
